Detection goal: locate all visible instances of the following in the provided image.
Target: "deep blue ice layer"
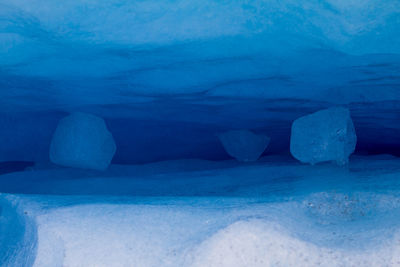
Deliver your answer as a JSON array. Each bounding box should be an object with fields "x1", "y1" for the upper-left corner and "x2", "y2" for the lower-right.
[
  {"x1": 0, "y1": 155, "x2": 399, "y2": 198},
  {"x1": 1, "y1": 0, "x2": 399, "y2": 164}
]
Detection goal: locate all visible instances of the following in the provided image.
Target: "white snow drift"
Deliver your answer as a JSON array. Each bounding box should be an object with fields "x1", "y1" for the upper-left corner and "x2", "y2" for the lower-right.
[{"x1": 191, "y1": 220, "x2": 400, "y2": 267}]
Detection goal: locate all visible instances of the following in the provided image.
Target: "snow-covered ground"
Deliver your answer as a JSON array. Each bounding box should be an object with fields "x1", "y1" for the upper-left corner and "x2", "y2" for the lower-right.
[{"x1": 1, "y1": 155, "x2": 400, "y2": 266}]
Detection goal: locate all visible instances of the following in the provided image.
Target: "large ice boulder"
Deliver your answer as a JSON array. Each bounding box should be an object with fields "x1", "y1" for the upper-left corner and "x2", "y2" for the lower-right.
[
  {"x1": 290, "y1": 107, "x2": 357, "y2": 165},
  {"x1": 218, "y1": 130, "x2": 270, "y2": 162},
  {"x1": 50, "y1": 113, "x2": 116, "y2": 170}
]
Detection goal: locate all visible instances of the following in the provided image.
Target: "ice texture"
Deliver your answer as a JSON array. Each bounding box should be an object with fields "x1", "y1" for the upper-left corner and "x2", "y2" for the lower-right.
[
  {"x1": 0, "y1": 0, "x2": 399, "y2": 266},
  {"x1": 0, "y1": 0, "x2": 399, "y2": 115},
  {"x1": 290, "y1": 107, "x2": 357, "y2": 165},
  {"x1": 49, "y1": 112, "x2": 116, "y2": 170},
  {"x1": 0, "y1": 0, "x2": 399, "y2": 164},
  {"x1": 192, "y1": 219, "x2": 400, "y2": 267},
  {"x1": 0, "y1": 198, "x2": 36, "y2": 267},
  {"x1": 1, "y1": 156, "x2": 400, "y2": 266},
  {"x1": 218, "y1": 130, "x2": 270, "y2": 162}
]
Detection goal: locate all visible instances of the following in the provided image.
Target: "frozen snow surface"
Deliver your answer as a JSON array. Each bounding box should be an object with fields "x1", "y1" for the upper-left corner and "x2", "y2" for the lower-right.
[
  {"x1": 1, "y1": 155, "x2": 400, "y2": 266},
  {"x1": 218, "y1": 130, "x2": 270, "y2": 162},
  {"x1": 50, "y1": 112, "x2": 116, "y2": 170},
  {"x1": 290, "y1": 107, "x2": 357, "y2": 165}
]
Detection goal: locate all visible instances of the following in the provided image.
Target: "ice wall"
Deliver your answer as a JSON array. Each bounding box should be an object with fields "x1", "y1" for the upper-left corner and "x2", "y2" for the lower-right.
[{"x1": 0, "y1": 0, "x2": 399, "y2": 163}]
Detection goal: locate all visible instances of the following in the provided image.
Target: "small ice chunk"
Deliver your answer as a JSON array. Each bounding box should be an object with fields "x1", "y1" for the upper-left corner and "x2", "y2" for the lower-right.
[
  {"x1": 218, "y1": 130, "x2": 270, "y2": 162},
  {"x1": 290, "y1": 107, "x2": 357, "y2": 165},
  {"x1": 50, "y1": 112, "x2": 116, "y2": 170}
]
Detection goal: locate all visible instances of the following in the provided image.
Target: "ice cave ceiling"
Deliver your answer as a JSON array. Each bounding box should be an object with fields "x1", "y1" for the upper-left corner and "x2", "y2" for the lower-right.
[{"x1": 0, "y1": 0, "x2": 399, "y2": 163}]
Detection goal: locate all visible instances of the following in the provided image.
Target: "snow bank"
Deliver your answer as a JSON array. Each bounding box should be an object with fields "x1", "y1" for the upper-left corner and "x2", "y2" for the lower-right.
[
  {"x1": 192, "y1": 219, "x2": 400, "y2": 267},
  {"x1": 1, "y1": 155, "x2": 400, "y2": 266},
  {"x1": 27, "y1": 192, "x2": 400, "y2": 267}
]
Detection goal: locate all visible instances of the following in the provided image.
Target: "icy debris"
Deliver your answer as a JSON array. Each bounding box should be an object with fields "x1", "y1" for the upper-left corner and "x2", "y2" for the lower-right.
[
  {"x1": 49, "y1": 112, "x2": 116, "y2": 170},
  {"x1": 290, "y1": 107, "x2": 357, "y2": 165},
  {"x1": 218, "y1": 130, "x2": 270, "y2": 162}
]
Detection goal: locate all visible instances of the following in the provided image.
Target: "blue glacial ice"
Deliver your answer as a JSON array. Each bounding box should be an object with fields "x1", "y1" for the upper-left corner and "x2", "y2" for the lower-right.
[
  {"x1": 218, "y1": 130, "x2": 270, "y2": 162},
  {"x1": 290, "y1": 107, "x2": 357, "y2": 165},
  {"x1": 0, "y1": 0, "x2": 400, "y2": 266},
  {"x1": 50, "y1": 112, "x2": 116, "y2": 171}
]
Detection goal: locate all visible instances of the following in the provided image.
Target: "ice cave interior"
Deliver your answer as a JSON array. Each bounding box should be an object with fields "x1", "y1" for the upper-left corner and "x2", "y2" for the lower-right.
[{"x1": 0, "y1": 1, "x2": 400, "y2": 266}]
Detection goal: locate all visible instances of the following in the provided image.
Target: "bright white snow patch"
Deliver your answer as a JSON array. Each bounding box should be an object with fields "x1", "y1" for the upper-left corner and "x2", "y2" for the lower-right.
[{"x1": 192, "y1": 220, "x2": 400, "y2": 267}]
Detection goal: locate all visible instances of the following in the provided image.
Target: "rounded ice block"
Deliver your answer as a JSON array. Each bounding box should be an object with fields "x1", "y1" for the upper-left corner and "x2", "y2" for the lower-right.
[
  {"x1": 50, "y1": 112, "x2": 116, "y2": 170},
  {"x1": 290, "y1": 107, "x2": 357, "y2": 165},
  {"x1": 218, "y1": 130, "x2": 270, "y2": 162}
]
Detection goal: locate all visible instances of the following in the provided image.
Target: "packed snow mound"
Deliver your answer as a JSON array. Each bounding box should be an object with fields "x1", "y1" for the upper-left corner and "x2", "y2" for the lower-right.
[
  {"x1": 218, "y1": 130, "x2": 270, "y2": 162},
  {"x1": 3, "y1": 161, "x2": 400, "y2": 267},
  {"x1": 192, "y1": 220, "x2": 400, "y2": 267},
  {"x1": 24, "y1": 192, "x2": 400, "y2": 267},
  {"x1": 290, "y1": 107, "x2": 357, "y2": 165},
  {"x1": 50, "y1": 112, "x2": 116, "y2": 170}
]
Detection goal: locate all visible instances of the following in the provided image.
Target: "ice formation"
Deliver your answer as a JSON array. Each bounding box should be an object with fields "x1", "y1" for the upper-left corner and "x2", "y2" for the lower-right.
[
  {"x1": 218, "y1": 130, "x2": 270, "y2": 162},
  {"x1": 49, "y1": 112, "x2": 116, "y2": 170},
  {"x1": 0, "y1": 0, "x2": 399, "y2": 266},
  {"x1": 290, "y1": 107, "x2": 357, "y2": 165}
]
